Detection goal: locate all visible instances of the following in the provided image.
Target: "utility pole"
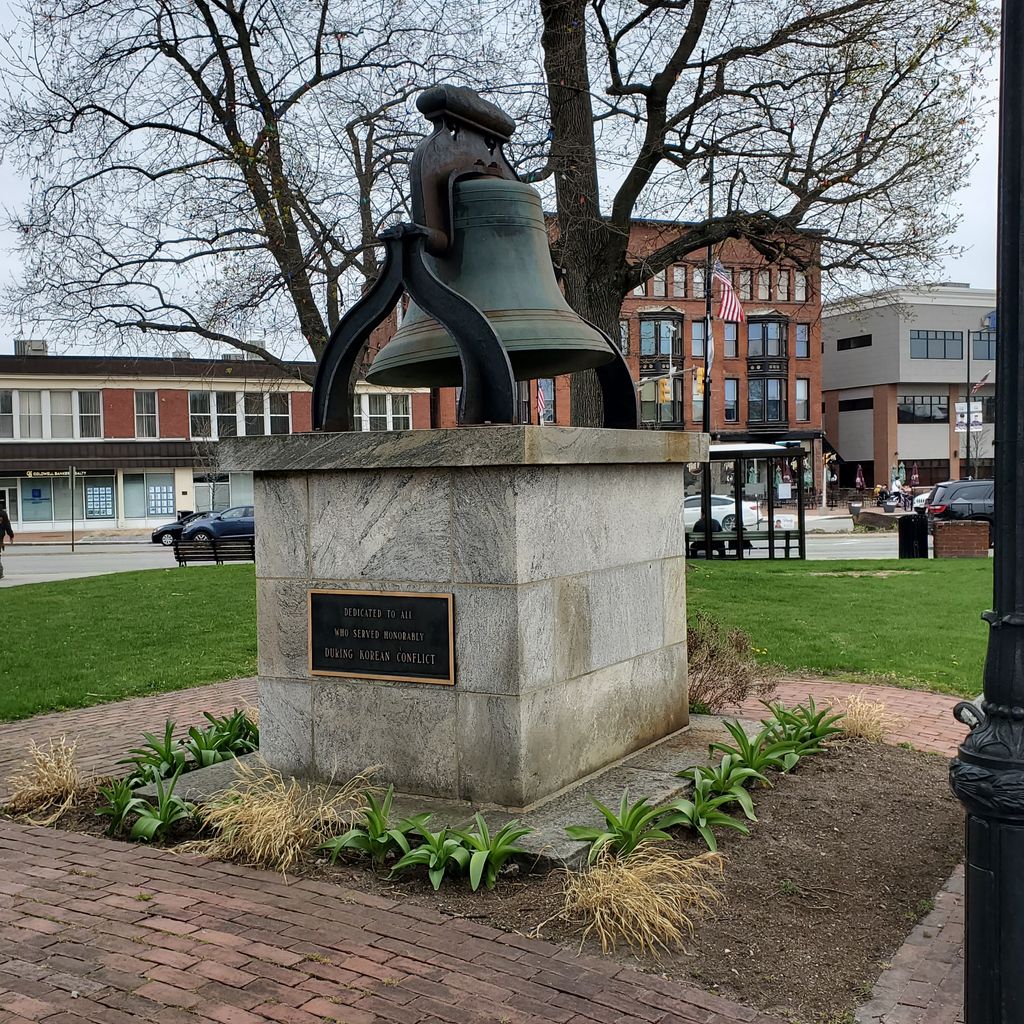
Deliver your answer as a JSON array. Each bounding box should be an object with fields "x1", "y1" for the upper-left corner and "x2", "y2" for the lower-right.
[
  {"x1": 965, "y1": 330, "x2": 973, "y2": 479},
  {"x1": 700, "y1": 145, "x2": 715, "y2": 560}
]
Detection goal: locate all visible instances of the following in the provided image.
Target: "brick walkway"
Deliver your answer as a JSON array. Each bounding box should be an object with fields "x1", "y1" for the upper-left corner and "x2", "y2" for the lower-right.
[
  {"x1": 0, "y1": 820, "x2": 782, "y2": 1024},
  {"x1": 0, "y1": 678, "x2": 258, "y2": 797},
  {"x1": 0, "y1": 675, "x2": 967, "y2": 1024},
  {"x1": 855, "y1": 866, "x2": 965, "y2": 1024},
  {"x1": 728, "y1": 675, "x2": 969, "y2": 757}
]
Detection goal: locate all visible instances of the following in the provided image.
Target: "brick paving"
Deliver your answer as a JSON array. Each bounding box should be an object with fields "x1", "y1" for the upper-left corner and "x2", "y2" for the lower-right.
[
  {"x1": 0, "y1": 820, "x2": 783, "y2": 1024},
  {"x1": 855, "y1": 867, "x2": 965, "y2": 1024},
  {"x1": 728, "y1": 675, "x2": 969, "y2": 757},
  {"x1": 0, "y1": 678, "x2": 258, "y2": 798},
  {"x1": 0, "y1": 674, "x2": 968, "y2": 1024}
]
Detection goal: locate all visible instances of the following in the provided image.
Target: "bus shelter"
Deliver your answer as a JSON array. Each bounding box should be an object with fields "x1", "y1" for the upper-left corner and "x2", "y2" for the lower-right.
[{"x1": 685, "y1": 442, "x2": 808, "y2": 560}]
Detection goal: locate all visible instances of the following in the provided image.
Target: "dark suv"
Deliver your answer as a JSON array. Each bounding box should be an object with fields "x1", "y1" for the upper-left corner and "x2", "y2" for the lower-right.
[{"x1": 926, "y1": 479, "x2": 995, "y2": 543}]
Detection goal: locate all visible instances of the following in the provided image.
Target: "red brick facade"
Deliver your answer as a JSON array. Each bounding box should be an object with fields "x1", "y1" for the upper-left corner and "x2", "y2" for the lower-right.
[
  {"x1": 157, "y1": 389, "x2": 189, "y2": 439},
  {"x1": 101, "y1": 388, "x2": 136, "y2": 438},
  {"x1": 933, "y1": 520, "x2": 990, "y2": 558},
  {"x1": 290, "y1": 391, "x2": 313, "y2": 433}
]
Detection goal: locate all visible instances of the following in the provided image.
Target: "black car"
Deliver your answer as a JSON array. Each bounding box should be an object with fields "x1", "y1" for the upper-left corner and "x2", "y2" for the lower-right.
[
  {"x1": 150, "y1": 511, "x2": 210, "y2": 546},
  {"x1": 926, "y1": 479, "x2": 995, "y2": 542}
]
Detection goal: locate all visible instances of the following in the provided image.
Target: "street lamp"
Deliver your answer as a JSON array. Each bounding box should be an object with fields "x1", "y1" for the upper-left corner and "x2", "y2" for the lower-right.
[{"x1": 948, "y1": 1, "x2": 1024, "y2": 1020}]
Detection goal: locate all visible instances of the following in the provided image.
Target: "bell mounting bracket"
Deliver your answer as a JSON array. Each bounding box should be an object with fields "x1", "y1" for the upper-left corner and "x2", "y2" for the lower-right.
[{"x1": 312, "y1": 86, "x2": 639, "y2": 431}]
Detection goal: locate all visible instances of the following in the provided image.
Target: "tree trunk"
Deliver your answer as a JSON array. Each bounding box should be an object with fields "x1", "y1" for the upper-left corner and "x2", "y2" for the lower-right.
[{"x1": 539, "y1": 0, "x2": 628, "y2": 427}]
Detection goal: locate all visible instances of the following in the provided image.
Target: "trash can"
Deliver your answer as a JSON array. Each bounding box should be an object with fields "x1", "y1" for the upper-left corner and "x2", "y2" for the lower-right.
[{"x1": 898, "y1": 512, "x2": 929, "y2": 558}]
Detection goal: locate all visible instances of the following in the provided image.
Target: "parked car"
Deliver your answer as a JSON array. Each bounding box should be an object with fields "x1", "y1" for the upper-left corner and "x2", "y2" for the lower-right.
[
  {"x1": 180, "y1": 505, "x2": 255, "y2": 542},
  {"x1": 151, "y1": 511, "x2": 210, "y2": 546},
  {"x1": 912, "y1": 489, "x2": 932, "y2": 513},
  {"x1": 926, "y1": 479, "x2": 994, "y2": 542},
  {"x1": 683, "y1": 494, "x2": 761, "y2": 532}
]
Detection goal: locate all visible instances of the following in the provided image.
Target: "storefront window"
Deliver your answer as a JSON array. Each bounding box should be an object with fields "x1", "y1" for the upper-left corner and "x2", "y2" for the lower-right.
[
  {"x1": 125, "y1": 473, "x2": 175, "y2": 517},
  {"x1": 193, "y1": 473, "x2": 230, "y2": 512},
  {"x1": 21, "y1": 478, "x2": 53, "y2": 522}
]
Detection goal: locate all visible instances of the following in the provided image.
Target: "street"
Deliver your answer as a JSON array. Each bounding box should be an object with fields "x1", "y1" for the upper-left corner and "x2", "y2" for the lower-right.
[{"x1": 0, "y1": 533, "x2": 910, "y2": 588}]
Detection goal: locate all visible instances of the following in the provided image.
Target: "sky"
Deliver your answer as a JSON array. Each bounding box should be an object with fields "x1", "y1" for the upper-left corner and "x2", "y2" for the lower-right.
[{"x1": 0, "y1": 17, "x2": 1001, "y2": 355}]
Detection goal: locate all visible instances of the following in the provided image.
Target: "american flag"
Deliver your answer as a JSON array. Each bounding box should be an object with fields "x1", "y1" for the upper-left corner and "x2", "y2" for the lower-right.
[
  {"x1": 713, "y1": 261, "x2": 745, "y2": 322},
  {"x1": 537, "y1": 381, "x2": 546, "y2": 424},
  {"x1": 970, "y1": 370, "x2": 991, "y2": 395}
]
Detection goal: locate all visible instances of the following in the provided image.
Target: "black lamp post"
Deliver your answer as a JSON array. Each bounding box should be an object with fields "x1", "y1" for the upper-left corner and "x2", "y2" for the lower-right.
[{"x1": 948, "y1": 2, "x2": 1024, "y2": 1020}]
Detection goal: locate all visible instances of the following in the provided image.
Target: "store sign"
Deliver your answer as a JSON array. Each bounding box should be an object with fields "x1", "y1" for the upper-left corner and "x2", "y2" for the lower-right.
[
  {"x1": 25, "y1": 470, "x2": 89, "y2": 478},
  {"x1": 955, "y1": 401, "x2": 983, "y2": 433}
]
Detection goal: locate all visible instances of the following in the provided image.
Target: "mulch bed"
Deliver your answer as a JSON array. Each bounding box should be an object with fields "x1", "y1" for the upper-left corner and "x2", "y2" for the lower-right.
[{"x1": 14, "y1": 739, "x2": 962, "y2": 1024}]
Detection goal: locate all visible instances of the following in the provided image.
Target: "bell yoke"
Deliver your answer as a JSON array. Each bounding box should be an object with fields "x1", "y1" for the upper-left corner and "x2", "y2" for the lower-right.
[{"x1": 311, "y1": 86, "x2": 639, "y2": 431}]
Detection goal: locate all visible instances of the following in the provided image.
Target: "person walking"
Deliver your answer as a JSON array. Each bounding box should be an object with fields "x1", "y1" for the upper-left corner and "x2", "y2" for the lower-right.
[{"x1": 0, "y1": 506, "x2": 13, "y2": 580}]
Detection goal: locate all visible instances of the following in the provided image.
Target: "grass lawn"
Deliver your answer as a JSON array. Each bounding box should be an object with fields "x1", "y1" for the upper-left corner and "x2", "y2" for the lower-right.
[
  {"x1": 0, "y1": 565, "x2": 256, "y2": 721},
  {"x1": 686, "y1": 558, "x2": 992, "y2": 697}
]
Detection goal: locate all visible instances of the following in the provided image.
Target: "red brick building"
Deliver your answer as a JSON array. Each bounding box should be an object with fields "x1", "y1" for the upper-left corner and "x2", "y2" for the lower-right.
[
  {"x1": 428, "y1": 221, "x2": 825, "y2": 487},
  {"x1": 0, "y1": 348, "x2": 430, "y2": 533}
]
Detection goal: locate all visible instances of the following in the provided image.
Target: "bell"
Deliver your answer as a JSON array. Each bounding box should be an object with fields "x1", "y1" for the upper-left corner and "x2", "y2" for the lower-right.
[{"x1": 365, "y1": 178, "x2": 615, "y2": 388}]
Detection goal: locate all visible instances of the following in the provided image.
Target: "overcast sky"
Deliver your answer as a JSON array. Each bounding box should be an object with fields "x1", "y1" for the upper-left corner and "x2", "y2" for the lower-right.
[{"x1": 0, "y1": 27, "x2": 1001, "y2": 356}]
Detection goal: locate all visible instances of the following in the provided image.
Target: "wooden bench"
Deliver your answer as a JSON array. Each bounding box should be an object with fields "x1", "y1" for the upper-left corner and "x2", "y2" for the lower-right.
[{"x1": 173, "y1": 537, "x2": 255, "y2": 566}]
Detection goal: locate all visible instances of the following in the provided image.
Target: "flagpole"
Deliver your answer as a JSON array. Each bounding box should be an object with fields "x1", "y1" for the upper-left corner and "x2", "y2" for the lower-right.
[{"x1": 966, "y1": 330, "x2": 972, "y2": 479}]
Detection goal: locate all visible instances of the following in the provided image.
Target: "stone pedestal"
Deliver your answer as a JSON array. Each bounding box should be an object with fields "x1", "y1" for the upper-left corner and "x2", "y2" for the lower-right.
[{"x1": 220, "y1": 426, "x2": 704, "y2": 809}]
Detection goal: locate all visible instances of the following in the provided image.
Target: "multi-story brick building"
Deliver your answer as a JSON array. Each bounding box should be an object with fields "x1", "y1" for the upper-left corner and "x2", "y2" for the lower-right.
[
  {"x1": 429, "y1": 221, "x2": 825, "y2": 489},
  {"x1": 0, "y1": 345, "x2": 429, "y2": 533}
]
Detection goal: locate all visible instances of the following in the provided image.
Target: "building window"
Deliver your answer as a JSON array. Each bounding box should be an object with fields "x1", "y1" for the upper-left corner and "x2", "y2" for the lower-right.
[
  {"x1": 78, "y1": 391, "x2": 102, "y2": 437},
  {"x1": 244, "y1": 392, "x2": 265, "y2": 436},
  {"x1": 639, "y1": 378, "x2": 682, "y2": 426},
  {"x1": 123, "y1": 472, "x2": 175, "y2": 518},
  {"x1": 632, "y1": 279, "x2": 646, "y2": 297},
  {"x1": 191, "y1": 473, "x2": 230, "y2": 513},
  {"x1": 724, "y1": 378, "x2": 739, "y2": 422},
  {"x1": 639, "y1": 317, "x2": 682, "y2": 357},
  {"x1": 135, "y1": 391, "x2": 158, "y2": 438},
  {"x1": 618, "y1": 319, "x2": 630, "y2": 353},
  {"x1": 973, "y1": 330, "x2": 996, "y2": 360},
  {"x1": 693, "y1": 267, "x2": 706, "y2": 300},
  {"x1": 0, "y1": 392, "x2": 11, "y2": 438},
  {"x1": 838, "y1": 396, "x2": 874, "y2": 412},
  {"x1": 983, "y1": 395, "x2": 996, "y2": 421},
  {"x1": 795, "y1": 323, "x2": 810, "y2": 358},
  {"x1": 269, "y1": 393, "x2": 290, "y2": 434},
  {"x1": 775, "y1": 269, "x2": 790, "y2": 302},
  {"x1": 216, "y1": 391, "x2": 237, "y2": 437},
  {"x1": 189, "y1": 391, "x2": 212, "y2": 438},
  {"x1": 897, "y1": 395, "x2": 949, "y2": 423},
  {"x1": 795, "y1": 378, "x2": 810, "y2": 421},
  {"x1": 738, "y1": 270, "x2": 753, "y2": 301},
  {"x1": 352, "y1": 392, "x2": 414, "y2": 431},
  {"x1": 747, "y1": 320, "x2": 787, "y2": 357},
  {"x1": 749, "y1": 378, "x2": 787, "y2": 422},
  {"x1": 672, "y1": 266, "x2": 687, "y2": 297},
  {"x1": 19, "y1": 390, "x2": 43, "y2": 438},
  {"x1": 794, "y1": 271, "x2": 808, "y2": 302},
  {"x1": 723, "y1": 322, "x2": 738, "y2": 358},
  {"x1": 515, "y1": 382, "x2": 531, "y2": 424},
  {"x1": 757, "y1": 269, "x2": 770, "y2": 300},
  {"x1": 651, "y1": 270, "x2": 666, "y2": 297},
  {"x1": 691, "y1": 320, "x2": 706, "y2": 358},
  {"x1": 538, "y1": 379, "x2": 555, "y2": 424},
  {"x1": 837, "y1": 334, "x2": 872, "y2": 351},
  {"x1": 50, "y1": 391, "x2": 74, "y2": 439},
  {"x1": 910, "y1": 329, "x2": 963, "y2": 359}
]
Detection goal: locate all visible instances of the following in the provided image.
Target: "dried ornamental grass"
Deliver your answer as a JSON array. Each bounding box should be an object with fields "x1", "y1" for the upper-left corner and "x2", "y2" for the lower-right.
[
  {"x1": 840, "y1": 695, "x2": 898, "y2": 743},
  {"x1": 4, "y1": 737, "x2": 93, "y2": 825},
  {"x1": 559, "y1": 848, "x2": 725, "y2": 957},
  {"x1": 686, "y1": 613, "x2": 780, "y2": 714},
  {"x1": 191, "y1": 758, "x2": 373, "y2": 873}
]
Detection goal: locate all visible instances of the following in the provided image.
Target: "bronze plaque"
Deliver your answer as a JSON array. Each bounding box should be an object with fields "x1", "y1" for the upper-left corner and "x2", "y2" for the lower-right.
[{"x1": 308, "y1": 589, "x2": 454, "y2": 685}]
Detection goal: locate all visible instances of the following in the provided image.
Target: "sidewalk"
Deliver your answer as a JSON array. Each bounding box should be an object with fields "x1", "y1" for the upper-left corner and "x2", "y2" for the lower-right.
[
  {"x1": 0, "y1": 678, "x2": 258, "y2": 797},
  {"x1": 728, "y1": 675, "x2": 968, "y2": 757},
  {"x1": 0, "y1": 675, "x2": 966, "y2": 1024}
]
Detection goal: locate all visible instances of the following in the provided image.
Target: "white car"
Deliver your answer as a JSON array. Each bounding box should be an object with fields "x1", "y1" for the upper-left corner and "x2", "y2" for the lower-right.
[{"x1": 683, "y1": 494, "x2": 762, "y2": 531}]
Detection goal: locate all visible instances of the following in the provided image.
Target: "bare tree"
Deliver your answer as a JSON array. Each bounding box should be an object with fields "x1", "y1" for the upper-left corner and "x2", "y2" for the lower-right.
[
  {"x1": 526, "y1": 0, "x2": 997, "y2": 421},
  {"x1": 0, "y1": 0, "x2": 492, "y2": 376}
]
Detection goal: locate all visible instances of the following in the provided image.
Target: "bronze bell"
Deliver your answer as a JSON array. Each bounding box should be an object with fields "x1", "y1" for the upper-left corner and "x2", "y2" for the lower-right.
[{"x1": 365, "y1": 177, "x2": 615, "y2": 388}]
